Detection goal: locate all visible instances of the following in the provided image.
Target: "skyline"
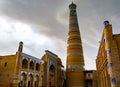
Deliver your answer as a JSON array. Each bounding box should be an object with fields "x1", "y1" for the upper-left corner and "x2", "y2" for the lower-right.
[{"x1": 0, "y1": 0, "x2": 120, "y2": 69}]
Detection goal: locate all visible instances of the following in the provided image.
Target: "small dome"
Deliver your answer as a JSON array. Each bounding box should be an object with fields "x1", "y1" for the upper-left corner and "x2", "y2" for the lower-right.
[
  {"x1": 19, "y1": 41, "x2": 23, "y2": 45},
  {"x1": 104, "y1": 20, "x2": 109, "y2": 27}
]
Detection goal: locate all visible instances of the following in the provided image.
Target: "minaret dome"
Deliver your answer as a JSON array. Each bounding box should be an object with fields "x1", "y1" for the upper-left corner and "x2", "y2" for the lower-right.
[{"x1": 69, "y1": 2, "x2": 77, "y2": 9}]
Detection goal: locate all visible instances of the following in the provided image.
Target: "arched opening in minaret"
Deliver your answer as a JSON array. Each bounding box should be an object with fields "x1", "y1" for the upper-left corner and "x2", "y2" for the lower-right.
[{"x1": 49, "y1": 64, "x2": 55, "y2": 87}]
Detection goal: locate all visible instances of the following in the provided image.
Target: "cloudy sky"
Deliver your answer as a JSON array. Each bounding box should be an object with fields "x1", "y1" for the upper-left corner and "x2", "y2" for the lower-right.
[{"x1": 0, "y1": 0, "x2": 120, "y2": 70}]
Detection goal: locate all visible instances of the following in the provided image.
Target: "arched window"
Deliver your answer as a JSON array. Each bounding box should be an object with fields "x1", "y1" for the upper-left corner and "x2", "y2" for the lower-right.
[
  {"x1": 30, "y1": 61, "x2": 34, "y2": 70},
  {"x1": 28, "y1": 74, "x2": 33, "y2": 87},
  {"x1": 50, "y1": 65, "x2": 55, "y2": 73},
  {"x1": 22, "y1": 59, "x2": 28, "y2": 69},
  {"x1": 19, "y1": 73, "x2": 27, "y2": 87},
  {"x1": 35, "y1": 75, "x2": 39, "y2": 87},
  {"x1": 36, "y1": 63, "x2": 40, "y2": 71}
]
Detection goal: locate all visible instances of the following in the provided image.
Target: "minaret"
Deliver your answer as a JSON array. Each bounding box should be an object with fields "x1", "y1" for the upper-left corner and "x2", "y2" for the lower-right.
[
  {"x1": 13, "y1": 41, "x2": 23, "y2": 86},
  {"x1": 66, "y1": 2, "x2": 85, "y2": 87},
  {"x1": 18, "y1": 41, "x2": 23, "y2": 52},
  {"x1": 16, "y1": 41, "x2": 23, "y2": 72}
]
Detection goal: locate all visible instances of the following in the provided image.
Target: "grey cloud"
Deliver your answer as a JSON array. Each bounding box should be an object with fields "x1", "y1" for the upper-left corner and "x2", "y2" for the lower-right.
[
  {"x1": 0, "y1": 0, "x2": 68, "y2": 41},
  {"x1": 0, "y1": 0, "x2": 120, "y2": 69}
]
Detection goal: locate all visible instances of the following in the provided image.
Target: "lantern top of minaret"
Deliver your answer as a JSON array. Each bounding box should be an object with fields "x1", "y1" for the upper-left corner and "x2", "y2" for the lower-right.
[
  {"x1": 19, "y1": 41, "x2": 23, "y2": 45},
  {"x1": 69, "y1": 2, "x2": 77, "y2": 9},
  {"x1": 104, "y1": 20, "x2": 110, "y2": 27}
]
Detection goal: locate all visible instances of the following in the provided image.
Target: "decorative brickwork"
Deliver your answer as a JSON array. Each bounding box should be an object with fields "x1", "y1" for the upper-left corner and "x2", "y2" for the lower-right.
[
  {"x1": 96, "y1": 21, "x2": 120, "y2": 87},
  {"x1": 66, "y1": 2, "x2": 85, "y2": 87}
]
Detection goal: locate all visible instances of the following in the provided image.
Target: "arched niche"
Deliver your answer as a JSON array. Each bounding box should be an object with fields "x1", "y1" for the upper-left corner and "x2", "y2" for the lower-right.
[
  {"x1": 19, "y1": 73, "x2": 27, "y2": 87},
  {"x1": 28, "y1": 74, "x2": 34, "y2": 87},
  {"x1": 35, "y1": 75, "x2": 39, "y2": 87},
  {"x1": 30, "y1": 61, "x2": 34, "y2": 70},
  {"x1": 49, "y1": 64, "x2": 55, "y2": 87},
  {"x1": 22, "y1": 59, "x2": 28, "y2": 69},
  {"x1": 36, "y1": 63, "x2": 40, "y2": 71}
]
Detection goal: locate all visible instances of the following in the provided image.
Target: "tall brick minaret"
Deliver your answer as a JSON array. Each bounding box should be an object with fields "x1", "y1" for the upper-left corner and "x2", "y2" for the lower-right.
[{"x1": 66, "y1": 2, "x2": 85, "y2": 87}]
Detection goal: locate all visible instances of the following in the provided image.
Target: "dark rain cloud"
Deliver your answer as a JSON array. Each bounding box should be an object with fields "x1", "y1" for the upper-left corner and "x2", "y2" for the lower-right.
[
  {"x1": 0, "y1": 0, "x2": 68, "y2": 41},
  {"x1": 0, "y1": 0, "x2": 120, "y2": 69},
  {"x1": 1, "y1": 0, "x2": 120, "y2": 42}
]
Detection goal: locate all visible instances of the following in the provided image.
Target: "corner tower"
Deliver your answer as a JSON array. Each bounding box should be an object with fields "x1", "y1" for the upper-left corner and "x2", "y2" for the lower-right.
[{"x1": 66, "y1": 2, "x2": 85, "y2": 87}]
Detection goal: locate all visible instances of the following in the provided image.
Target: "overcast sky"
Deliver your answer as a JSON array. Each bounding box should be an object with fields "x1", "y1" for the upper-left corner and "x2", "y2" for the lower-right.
[{"x1": 0, "y1": 0, "x2": 120, "y2": 70}]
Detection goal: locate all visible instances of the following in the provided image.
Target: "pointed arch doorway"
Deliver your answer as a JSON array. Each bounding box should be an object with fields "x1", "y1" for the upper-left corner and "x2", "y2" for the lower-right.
[
  {"x1": 19, "y1": 73, "x2": 27, "y2": 87},
  {"x1": 49, "y1": 64, "x2": 55, "y2": 87},
  {"x1": 28, "y1": 74, "x2": 33, "y2": 87}
]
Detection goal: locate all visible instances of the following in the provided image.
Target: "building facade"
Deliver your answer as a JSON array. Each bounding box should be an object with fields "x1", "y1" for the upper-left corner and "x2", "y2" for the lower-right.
[
  {"x1": 96, "y1": 21, "x2": 120, "y2": 87},
  {"x1": 84, "y1": 70, "x2": 98, "y2": 87},
  {"x1": 0, "y1": 42, "x2": 65, "y2": 87},
  {"x1": 41, "y1": 50, "x2": 65, "y2": 87}
]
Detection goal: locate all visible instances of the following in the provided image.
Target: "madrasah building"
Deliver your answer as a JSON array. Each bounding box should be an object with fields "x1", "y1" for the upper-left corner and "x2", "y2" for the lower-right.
[{"x1": 0, "y1": 2, "x2": 120, "y2": 87}]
